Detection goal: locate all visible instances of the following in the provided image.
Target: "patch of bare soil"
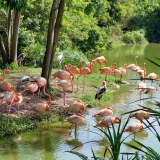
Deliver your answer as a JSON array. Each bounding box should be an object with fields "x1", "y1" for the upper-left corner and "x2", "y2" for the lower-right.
[{"x1": 0, "y1": 78, "x2": 89, "y2": 117}]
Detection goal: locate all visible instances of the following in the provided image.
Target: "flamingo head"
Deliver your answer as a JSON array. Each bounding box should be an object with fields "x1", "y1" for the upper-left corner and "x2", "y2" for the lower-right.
[
  {"x1": 14, "y1": 96, "x2": 20, "y2": 102},
  {"x1": 139, "y1": 125, "x2": 144, "y2": 131},
  {"x1": 114, "y1": 117, "x2": 121, "y2": 124},
  {"x1": 80, "y1": 104, "x2": 85, "y2": 111},
  {"x1": 45, "y1": 105, "x2": 50, "y2": 111},
  {"x1": 136, "y1": 56, "x2": 139, "y2": 59},
  {"x1": 124, "y1": 63, "x2": 127, "y2": 68},
  {"x1": 103, "y1": 59, "x2": 107, "y2": 63}
]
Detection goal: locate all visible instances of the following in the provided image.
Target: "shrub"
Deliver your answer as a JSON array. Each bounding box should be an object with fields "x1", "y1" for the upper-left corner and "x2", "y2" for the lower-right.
[{"x1": 122, "y1": 30, "x2": 147, "y2": 44}]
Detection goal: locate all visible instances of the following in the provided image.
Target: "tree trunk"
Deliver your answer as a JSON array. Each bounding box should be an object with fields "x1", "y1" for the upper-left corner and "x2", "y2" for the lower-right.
[
  {"x1": 10, "y1": 10, "x2": 21, "y2": 63},
  {"x1": 0, "y1": 35, "x2": 8, "y2": 65},
  {"x1": 47, "y1": 0, "x2": 66, "y2": 87},
  {"x1": 6, "y1": 9, "x2": 13, "y2": 61},
  {"x1": 41, "y1": 0, "x2": 60, "y2": 86}
]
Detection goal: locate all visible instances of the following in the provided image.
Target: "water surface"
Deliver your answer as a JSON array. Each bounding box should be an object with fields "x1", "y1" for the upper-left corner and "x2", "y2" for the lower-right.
[{"x1": 0, "y1": 44, "x2": 160, "y2": 160}]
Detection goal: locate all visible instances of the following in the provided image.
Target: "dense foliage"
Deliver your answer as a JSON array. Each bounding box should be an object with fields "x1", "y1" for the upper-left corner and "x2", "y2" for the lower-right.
[{"x1": 0, "y1": 0, "x2": 160, "y2": 66}]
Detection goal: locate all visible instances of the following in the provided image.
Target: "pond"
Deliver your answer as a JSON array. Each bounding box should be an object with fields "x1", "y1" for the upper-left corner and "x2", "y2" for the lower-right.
[{"x1": 0, "y1": 44, "x2": 160, "y2": 160}]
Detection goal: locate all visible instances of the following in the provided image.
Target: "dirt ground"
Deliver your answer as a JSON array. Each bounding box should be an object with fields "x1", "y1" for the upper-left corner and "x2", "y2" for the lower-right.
[{"x1": 0, "y1": 78, "x2": 89, "y2": 116}]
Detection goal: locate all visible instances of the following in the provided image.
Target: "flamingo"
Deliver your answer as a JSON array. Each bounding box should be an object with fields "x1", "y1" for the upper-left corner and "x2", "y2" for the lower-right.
[
  {"x1": 130, "y1": 110, "x2": 149, "y2": 122},
  {"x1": 66, "y1": 99, "x2": 85, "y2": 113},
  {"x1": 85, "y1": 60, "x2": 96, "y2": 72},
  {"x1": 0, "y1": 82, "x2": 16, "y2": 91},
  {"x1": 0, "y1": 69, "x2": 10, "y2": 82},
  {"x1": 33, "y1": 77, "x2": 51, "y2": 99},
  {"x1": 57, "y1": 75, "x2": 73, "y2": 105},
  {"x1": 112, "y1": 68, "x2": 121, "y2": 83},
  {"x1": 0, "y1": 89, "x2": 16, "y2": 113},
  {"x1": 145, "y1": 82, "x2": 160, "y2": 97},
  {"x1": 65, "y1": 64, "x2": 80, "y2": 92},
  {"x1": 137, "y1": 62, "x2": 146, "y2": 78},
  {"x1": 12, "y1": 93, "x2": 23, "y2": 113},
  {"x1": 34, "y1": 101, "x2": 50, "y2": 114},
  {"x1": 95, "y1": 81, "x2": 107, "y2": 101},
  {"x1": 57, "y1": 52, "x2": 63, "y2": 68},
  {"x1": 99, "y1": 63, "x2": 117, "y2": 81},
  {"x1": 147, "y1": 72, "x2": 159, "y2": 85},
  {"x1": 77, "y1": 60, "x2": 94, "y2": 92},
  {"x1": 127, "y1": 56, "x2": 140, "y2": 71},
  {"x1": 138, "y1": 80, "x2": 146, "y2": 92},
  {"x1": 94, "y1": 56, "x2": 107, "y2": 69},
  {"x1": 94, "y1": 115, "x2": 120, "y2": 128},
  {"x1": 63, "y1": 113, "x2": 85, "y2": 133},
  {"x1": 92, "y1": 107, "x2": 114, "y2": 117},
  {"x1": 138, "y1": 63, "x2": 146, "y2": 93},
  {"x1": 52, "y1": 70, "x2": 72, "y2": 80},
  {"x1": 118, "y1": 63, "x2": 127, "y2": 82},
  {"x1": 24, "y1": 82, "x2": 39, "y2": 98},
  {"x1": 124, "y1": 120, "x2": 144, "y2": 133}
]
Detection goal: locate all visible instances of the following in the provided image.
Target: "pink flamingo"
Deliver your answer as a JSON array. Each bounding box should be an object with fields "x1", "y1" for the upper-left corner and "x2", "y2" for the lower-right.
[
  {"x1": 124, "y1": 120, "x2": 144, "y2": 133},
  {"x1": 118, "y1": 63, "x2": 127, "y2": 82},
  {"x1": 66, "y1": 99, "x2": 85, "y2": 113},
  {"x1": 12, "y1": 93, "x2": 23, "y2": 113},
  {"x1": 99, "y1": 63, "x2": 117, "y2": 81},
  {"x1": 130, "y1": 110, "x2": 149, "y2": 122},
  {"x1": 63, "y1": 113, "x2": 85, "y2": 133},
  {"x1": 65, "y1": 64, "x2": 80, "y2": 92},
  {"x1": 34, "y1": 101, "x2": 50, "y2": 114},
  {"x1": 33, "y1": 77, "x2": 51, "y2": 102},
  {"x1": 53, "y1": 70, "x2": 72, "y2": 80},
  {"x1": 94, "y1": 56, "x2": 107, "y2": 69},
  {"x1": 0, "y1": 69, "x2": 10, "y2": 82},
  {"x1": 77, "y1": 60, "x2": 94, "y2": 92},
  {"x1": 127, "y1": 56, "x2": 140, "y2": 71},
  {"x1": 92, "y1": 107, "x2": 114, "y2": 117},
  {"x1": 24, "y1": 82, "x2": 39, "y2": 99},
  {"x1": 0, "y1": 89, "x2": 16, "y2": 113},
  {"x1": 94, "y1": 116, "x2": 120, "y2": 128},
  {"x1": 57, "y1": 75, "x2": 73, "y2": 105},
  {"x1": 0, "y1": 82, "x2": 16, "y2": 91}
]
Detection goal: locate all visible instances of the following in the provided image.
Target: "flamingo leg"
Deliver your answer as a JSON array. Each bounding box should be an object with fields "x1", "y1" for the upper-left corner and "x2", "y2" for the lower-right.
[
  {"x1": 63, "y1": 90, "x2": 66, "y2": 105},
  {"x1": 74, "y1": 124, "x2": 78, "y2": 138},
  {"x1": 77, "y1": 75, "x2": 82, "y2": 90},
  {"x1": 83, "y1": 76, "x2": 86, "y2": 92}
]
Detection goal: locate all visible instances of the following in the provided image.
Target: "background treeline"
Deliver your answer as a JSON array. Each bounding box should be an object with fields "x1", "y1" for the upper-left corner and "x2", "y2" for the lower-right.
[{"x1": 0, "y1": 0, "x2": 160, "y2": 67}]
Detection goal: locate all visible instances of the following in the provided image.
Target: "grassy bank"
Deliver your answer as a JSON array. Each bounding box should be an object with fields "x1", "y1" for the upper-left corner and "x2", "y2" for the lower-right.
[{"x1": 0, "y1": 66, "x2": 119, "y2": 137}]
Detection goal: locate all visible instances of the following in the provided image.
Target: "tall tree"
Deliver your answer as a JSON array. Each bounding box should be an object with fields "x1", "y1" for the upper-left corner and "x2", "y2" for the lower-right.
[
  {"x1": 41, "y1": 0, "x2": 66, "y2": 88},
  {"x1": 0, "y1": 0, "x2": 28, "y2": 65}
]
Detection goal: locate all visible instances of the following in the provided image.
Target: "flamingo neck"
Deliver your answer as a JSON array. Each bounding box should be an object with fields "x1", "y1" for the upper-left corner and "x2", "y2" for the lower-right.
[{"x1": 89, "y1": 61, "x2": 93, "y2": 73}]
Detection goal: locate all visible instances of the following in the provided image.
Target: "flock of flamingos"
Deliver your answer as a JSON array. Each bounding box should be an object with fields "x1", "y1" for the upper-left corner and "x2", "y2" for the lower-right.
[{"x1": 0, "y1": 55, "x2": 159, "y2": 135}]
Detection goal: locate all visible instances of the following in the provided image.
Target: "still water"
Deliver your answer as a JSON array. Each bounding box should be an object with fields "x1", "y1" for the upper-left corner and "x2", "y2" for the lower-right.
[{"x1": 0, "y1": 44, "x2": 160, "y2": 160}]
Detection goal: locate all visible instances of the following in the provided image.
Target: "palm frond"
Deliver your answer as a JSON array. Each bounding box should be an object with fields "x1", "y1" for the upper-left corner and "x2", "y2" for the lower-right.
[{"x1": 146, "y1": 57, "x2": 160, "y2": 67}]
